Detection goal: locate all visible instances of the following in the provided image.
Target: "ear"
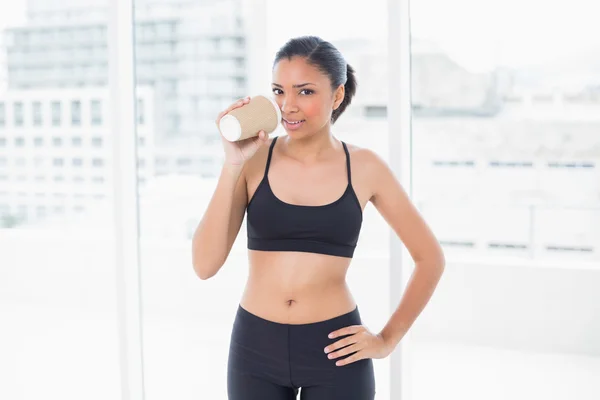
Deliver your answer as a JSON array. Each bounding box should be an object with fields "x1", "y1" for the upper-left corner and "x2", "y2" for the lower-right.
[{"x1": 333, "y1": 84, "x2": 345, "y2": 110}]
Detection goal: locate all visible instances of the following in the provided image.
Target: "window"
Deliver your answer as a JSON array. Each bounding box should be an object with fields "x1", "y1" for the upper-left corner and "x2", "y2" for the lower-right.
[
  {"x1": 34, "y1": 137, "x2": 44, "y2": 147},
  {"x1": 72, "y1": 158, "x2": 83, "y2": 167},
  {"x1": 92, "y1": 137, "x2": 103, "y2": 147},
  {"x1": 14, "y1": 102, "x2": 24, "y2": 126},
  {"x1": 409, "y1": 0, "x2": 600, "y2": 398},
  {"x1": 53, "y1": 206, "x2": 66, "y2": 214},
  {"x1": 0, "y1": 102, "x2": 5, "y2": 126},
  {"x1": 52, "y1": 158, "x2": 64, "y2": 167},
  {"x1": 91, "y1": 99, "x2": 102, "y2": 125},
  {"x1": 51, "y1": 101, "x2": 61, "y2": 126},
  {"x1": 92, "y1": 158, "x2": 104, "y2": 167},
  {"x1": 71, "y1": 100, "x2": 81, "y2": 126},
  {"x1": 137, "y1": 98, "x2": 145, "y2": 125},
  {"x1": 71, "y1": 137, "x2": 82, "y2": 147},
  {"x1": 52, "y1": 137, "x2": 63, "y2": 147},
  {"x1": 364, "y1": 105, "x2": 387, "y2": 118},
  {"x1": 15, "y1": 137, "x2": 25, "y2": 147},
  {"x1": 168, "y1": 114, "x2": 180, "y2": 130},
  {"x1": 32, "y1": 101, "x2": 42, "y2": 126},
  {"x1": 176, "y1": 157, "x2": 191, "y2": 167}
]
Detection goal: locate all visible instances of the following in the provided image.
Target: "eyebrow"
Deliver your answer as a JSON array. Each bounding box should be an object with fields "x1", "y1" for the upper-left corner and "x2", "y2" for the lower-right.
[{"x1": 272, "y1": 83, "x2": 316, "y2": 88}]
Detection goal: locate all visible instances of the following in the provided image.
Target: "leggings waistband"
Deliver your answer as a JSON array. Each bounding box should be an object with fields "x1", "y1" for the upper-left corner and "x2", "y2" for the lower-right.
[{"x1": 236, "y1": 304, "x2": 361, "y2": 328}]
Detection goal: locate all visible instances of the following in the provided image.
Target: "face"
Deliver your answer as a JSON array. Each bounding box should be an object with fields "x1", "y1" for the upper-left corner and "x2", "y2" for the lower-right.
[{"x1": 272, "y1": 56, "x2": 345, "y2": 139}]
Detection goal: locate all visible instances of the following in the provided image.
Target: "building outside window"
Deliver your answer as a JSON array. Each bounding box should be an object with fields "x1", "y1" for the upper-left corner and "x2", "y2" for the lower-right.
[
  {"x1": 14, "y1": 102, "x2": 24, "y2": 126},
  {"x1": 71, "y1": 100, "x2": 81, "y2": 126},
  {"x1": 91, "y1": 99, "x2": 102, "y2": 125},
  {"x1": 32, "y1": 101, "x2": 42, "y2": 126},
  {"x1": 51, "y1": 101, "x2": 61, "y2": 126}
]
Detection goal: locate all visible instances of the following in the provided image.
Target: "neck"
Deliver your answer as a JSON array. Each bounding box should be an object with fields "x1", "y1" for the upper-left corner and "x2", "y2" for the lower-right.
[{"x1": 281, "y1": 128, "x2": 338, "y2": 163}]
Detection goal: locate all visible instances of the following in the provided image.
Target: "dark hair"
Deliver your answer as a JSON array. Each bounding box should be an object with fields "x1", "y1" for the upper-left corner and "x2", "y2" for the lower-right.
[{"x1": 273, "y1": 36, "x2": 357, "y2": 124}]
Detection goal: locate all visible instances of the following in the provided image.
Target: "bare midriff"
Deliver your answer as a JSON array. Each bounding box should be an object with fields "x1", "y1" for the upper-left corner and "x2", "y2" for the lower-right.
[{"x1": 239, "y1": 250, "x2": 357, "y2": 324}]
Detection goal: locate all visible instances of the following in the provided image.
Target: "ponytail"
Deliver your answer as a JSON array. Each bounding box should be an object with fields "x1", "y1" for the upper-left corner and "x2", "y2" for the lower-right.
[{"x1": 331, "y1": 63, "x2": 357, "y2": 124}]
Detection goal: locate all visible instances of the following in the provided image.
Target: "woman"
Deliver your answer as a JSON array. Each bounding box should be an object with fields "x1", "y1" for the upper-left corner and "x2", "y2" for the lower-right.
[{"x1": 192, "y1": 36, "x2": 445, "y2": 400}]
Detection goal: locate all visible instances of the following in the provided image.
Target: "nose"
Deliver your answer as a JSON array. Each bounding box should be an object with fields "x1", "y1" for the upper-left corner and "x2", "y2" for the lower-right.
[{"x1": 280, "y1": 94, "x2": 298, "y2": 114}]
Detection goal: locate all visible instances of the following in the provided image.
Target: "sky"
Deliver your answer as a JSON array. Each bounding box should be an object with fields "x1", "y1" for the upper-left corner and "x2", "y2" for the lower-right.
[{"x1": 0, "y1": 0, "x2": 599, "y2": 73}]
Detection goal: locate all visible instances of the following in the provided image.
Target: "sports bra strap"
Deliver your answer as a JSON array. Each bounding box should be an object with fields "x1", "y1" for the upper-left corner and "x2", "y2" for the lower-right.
[
  {"x1": 264, "y1": 136, "x2": 278, "y2": 178},
  {"x1": 342, "y1": 141, "x2": 352, "y2": 185}
]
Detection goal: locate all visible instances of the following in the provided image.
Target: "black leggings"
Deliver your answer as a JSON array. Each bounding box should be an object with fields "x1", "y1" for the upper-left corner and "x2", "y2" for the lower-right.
[{"x1": 227, "y1": 304, "x2": 376, "y2": 400}]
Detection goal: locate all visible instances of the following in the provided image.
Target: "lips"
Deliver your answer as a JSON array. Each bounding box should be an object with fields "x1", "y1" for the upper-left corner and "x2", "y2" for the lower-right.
[
  {"x1": 283, "y1": 118, "x2": 305, "y2": 124},
  {"x1": 283, "y1": 118, "x2": 305, "y2": 131}
]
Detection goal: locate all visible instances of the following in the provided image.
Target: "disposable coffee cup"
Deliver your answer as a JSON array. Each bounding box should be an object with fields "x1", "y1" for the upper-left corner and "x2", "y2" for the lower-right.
[{"x1": 219, "y1": 95, "x2": 282, "y2": 142}]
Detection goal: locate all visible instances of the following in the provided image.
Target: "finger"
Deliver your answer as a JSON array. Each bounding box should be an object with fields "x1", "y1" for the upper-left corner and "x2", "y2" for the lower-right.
[
  {"x1": 215, "y1": 110, "x2": 225, "y2": 125},
  {"x1": 328, "y1": 325, "x2": 364, "y2": 339},
  {"x1": 224, "y1": 98, "x2": 246, "y2": 114},
  {"x1": 215, "y1": 101, "x2": 243, "y2": 125},
  {"x1": 216, "y1": 97, "x2": 252, "y2": 125},
  {"x1": 249, "y1": 131, "x2": 266, "y2": 144},
  {"x1": 234, "y1": 96, "x2": 251, "y2": 108},
  {"x1": 255, "y1": 131, "x2": 269, "y2": 145},
  {"x1": 244, "y1": 131, "x2": 266, "y2": 153},
  {"x1": 324, "y1": 335, "x2": 359, "y2": 354},
  {"x1": 335, "y1": 351, "x2": 364, "y2": 367},
  {"x1": 227, "y1": 99, "x2": 245, "y2": 112},
  {"x1": 327, "y1": 343, "x2": 362, "y2": 360}
]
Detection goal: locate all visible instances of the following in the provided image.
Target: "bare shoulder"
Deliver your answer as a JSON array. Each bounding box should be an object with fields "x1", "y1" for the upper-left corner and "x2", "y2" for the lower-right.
[
  {"x1": 343, "y1": 142, "x2": 393, "y2": 201},
  {"x1": 346, "y1": 143, "x2": 386, "y2": 168},
  {"x1": 344, "y1": 142, "x2": 390, "y2": 177}
]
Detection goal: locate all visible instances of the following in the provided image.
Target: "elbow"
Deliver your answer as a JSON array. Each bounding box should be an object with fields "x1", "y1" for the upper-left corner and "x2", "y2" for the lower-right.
[
  {"x1": 434, "y1": 247, "x2": 446, "y2": 272},
  {"x1": 192, "y1": 252, "x2": 224, "y2": 281},
  {"x1": 416, "y1": 249, "x2": 445, "y2": 276},
  {"x1": 195, "y1": 268, "x2": 216, "y2": 280},
  {"x1": 193, "y1": 261, "x2": 219, "y2": 280},
  {"x1": 436, "y1": 251, "x2": 446, "y2": 276}
]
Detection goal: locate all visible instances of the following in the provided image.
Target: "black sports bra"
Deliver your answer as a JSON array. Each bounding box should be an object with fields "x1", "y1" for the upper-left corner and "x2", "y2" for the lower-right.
[{"x1": 246, "y1": 136, "x2": 363, "y2": 258}]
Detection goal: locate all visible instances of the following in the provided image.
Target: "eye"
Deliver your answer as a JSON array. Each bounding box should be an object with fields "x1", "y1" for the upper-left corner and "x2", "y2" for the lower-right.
[
  {"x1": 300, "y1": 89, "x2": 314, "y2": 95},
  {"x1": 272, "y1": 88, "x2": 283, "y2": 95}
]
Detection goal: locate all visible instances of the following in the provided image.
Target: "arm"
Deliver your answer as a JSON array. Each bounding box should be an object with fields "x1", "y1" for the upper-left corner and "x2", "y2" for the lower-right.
[
  {"x1": 367, "y1": 150, "x2": 446, "y2": 349},
  {"x1": 191, "y1": 163, "x2": 248, "y2": 280}
]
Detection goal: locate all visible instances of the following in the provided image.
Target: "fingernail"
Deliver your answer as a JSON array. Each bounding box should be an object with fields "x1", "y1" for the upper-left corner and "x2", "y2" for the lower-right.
[
  {"x1": 328, "y1": 333, "x2": 334, "y2": 338},
  {"x1": 324, "y1": 347, "x2": 328, "y2": 353}
]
